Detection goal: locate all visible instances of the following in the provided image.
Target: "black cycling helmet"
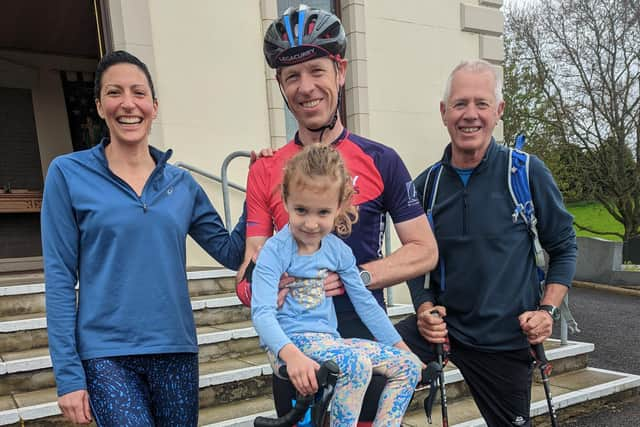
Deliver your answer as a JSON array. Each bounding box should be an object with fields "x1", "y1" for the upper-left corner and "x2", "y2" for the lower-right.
[{"x1": 264, "y1": 4, "x2": 347, "y2": 69}]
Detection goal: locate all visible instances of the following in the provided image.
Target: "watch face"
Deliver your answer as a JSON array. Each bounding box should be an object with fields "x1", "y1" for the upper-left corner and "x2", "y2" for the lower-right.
[{"x1": 540, "y1": 305, "x2": 559, "y2": 320}]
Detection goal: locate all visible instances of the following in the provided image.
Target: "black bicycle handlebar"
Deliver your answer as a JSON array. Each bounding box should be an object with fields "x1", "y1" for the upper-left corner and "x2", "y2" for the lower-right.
[{"x1": 254, "y1": 360, "x2": 340, "y2": 427}]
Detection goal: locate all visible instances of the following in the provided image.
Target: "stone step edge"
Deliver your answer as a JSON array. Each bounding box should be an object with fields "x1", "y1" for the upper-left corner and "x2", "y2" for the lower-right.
[
  {"x1": 453, "y1": 367, "x2": 640, "y2": 427},
  {"x1": 0, "y1": 269, "x2": 237, "y2": 297},
  {"x1": 200, "y1": 367, "x2": 640, "y2": 427},
  {"x1": 0, "y1": 304, "x2": 416, "y2": 374},
  {"x1": 0, "y1": 340, "x2": 596, "y2": 425},
  {"x1": 0, "y1": 302, "x2": 414, "y2": 334}
]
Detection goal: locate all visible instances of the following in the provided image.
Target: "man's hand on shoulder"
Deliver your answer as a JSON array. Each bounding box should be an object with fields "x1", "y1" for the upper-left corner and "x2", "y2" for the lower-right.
[{"x1": 249, "y1": 147, "x2": 276, "y2": 166}]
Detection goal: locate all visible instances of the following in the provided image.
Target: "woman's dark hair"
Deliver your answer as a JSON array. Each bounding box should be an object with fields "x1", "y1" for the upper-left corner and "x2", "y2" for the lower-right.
[{"x1": 93, "y1": 50, "x2": 156, "y2": 100}]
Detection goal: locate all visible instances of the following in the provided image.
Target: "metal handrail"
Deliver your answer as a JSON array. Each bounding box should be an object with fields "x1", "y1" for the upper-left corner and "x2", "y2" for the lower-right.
[
  {"x1": 221, "y1": 151, "x2": 251, "y2": 230},
  {"x1": 174, "y1": 161, "x2": 247, "y2": 193},
  {"x1": 174, "y1": 156, "x2": 249, "y2": 231}
]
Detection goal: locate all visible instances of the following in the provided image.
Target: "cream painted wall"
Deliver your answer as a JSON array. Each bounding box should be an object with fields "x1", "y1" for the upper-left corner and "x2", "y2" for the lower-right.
[
  {"x1": 365, "y1": 1, "x2": 494, "y2": 305},
  {"x1": 0, "y1": 51, "x2": 97, "y2": 177},
  {"x1": 146, "y1": 1, "x2": 270, "y2": 267},
  {"x1": 366, "y1": 0, "x2": 480, "y2": 176}
]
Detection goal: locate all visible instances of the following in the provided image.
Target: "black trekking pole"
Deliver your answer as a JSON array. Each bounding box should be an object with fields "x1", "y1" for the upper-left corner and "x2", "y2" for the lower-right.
[
  {"x1": 532, "y1": 343, "x2": 559, "y2": 427},
  {"x1": 432, "y1": 310, "x2": 448, "y2": 427}
]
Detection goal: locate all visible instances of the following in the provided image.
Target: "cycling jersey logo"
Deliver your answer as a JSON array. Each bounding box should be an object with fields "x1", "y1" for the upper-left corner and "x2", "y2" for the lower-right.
[{"x1": 405, "y1": 181, "x2": 419, "y2": 207}]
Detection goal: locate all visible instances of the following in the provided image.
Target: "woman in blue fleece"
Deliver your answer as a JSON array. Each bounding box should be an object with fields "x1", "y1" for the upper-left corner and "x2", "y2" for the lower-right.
[
  {"x1": 41, "y1": 50, "x2": 245, "y2": 426},
  {"x1": 251, "y1": 145, "x2": 422, "y2": 427}
]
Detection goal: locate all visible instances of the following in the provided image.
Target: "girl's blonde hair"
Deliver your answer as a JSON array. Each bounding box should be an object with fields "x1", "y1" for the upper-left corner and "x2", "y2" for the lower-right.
[{"x1": 282, "y1": 144, "x2": 358, "y2": 237}]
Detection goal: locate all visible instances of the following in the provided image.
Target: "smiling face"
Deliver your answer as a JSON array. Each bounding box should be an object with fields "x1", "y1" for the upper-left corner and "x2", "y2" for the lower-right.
[
  {"x1": 278, "y1": 57, "x2": 346, "y2": 138},
  {"x1": 440, "y1": 68, "x2": 504, "y2": 167},
  {"x1": 95, "y1": 63, "x2": 158, "y2": 146},
  {"x1": 284, "y1": 175, "x2": 341, "y2": 254}
]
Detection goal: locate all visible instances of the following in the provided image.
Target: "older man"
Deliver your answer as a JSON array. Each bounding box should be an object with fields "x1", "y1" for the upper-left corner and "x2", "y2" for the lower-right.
[{"x1": 395, "y1": 60, "x2": 577, "y2": 426}]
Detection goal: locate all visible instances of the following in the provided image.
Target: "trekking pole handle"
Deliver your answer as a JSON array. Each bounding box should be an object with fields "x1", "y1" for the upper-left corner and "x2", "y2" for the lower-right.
[
  {"x1": 532, "y1": 343, "x2": 549, "y2": 365},
  {"x1": 430, "y1": 309, "x2": 444, "y2": 356}
]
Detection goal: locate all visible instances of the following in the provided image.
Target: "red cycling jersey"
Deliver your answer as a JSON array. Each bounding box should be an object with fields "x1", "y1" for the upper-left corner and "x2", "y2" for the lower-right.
[{"x1": 246, "y1": 129, "x2": 424, "y2": 313}]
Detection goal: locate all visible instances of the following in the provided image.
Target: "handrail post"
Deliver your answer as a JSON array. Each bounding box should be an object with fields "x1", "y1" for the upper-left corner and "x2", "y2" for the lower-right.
[
  {"x1": 385, "y1": 213, "x2": 394, "y2": 306},
  {"x1": 560, "y1": 294, "x2": 568, "y2": 345},
  {"x1": 221, "y1": 151, "x2": 251, "y2": 230}
]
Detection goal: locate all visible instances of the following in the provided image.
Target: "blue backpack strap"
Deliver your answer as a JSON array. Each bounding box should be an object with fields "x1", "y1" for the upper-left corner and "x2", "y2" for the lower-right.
[
  {"x1": 421, "y1": 162, "x2": 446, "y2": 292},
  {"x1": 508, "y1": 146, "x2": 546, "y2": 276},
  {"x1": 509, "y1": 135, "x2": 580, "y2": 333}
]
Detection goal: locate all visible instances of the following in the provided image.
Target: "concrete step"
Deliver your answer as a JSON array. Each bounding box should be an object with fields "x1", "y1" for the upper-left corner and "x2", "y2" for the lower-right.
[
  {"x1": 0, "y1": 258, "x2": 43, "y2": 274},
  {"x1": 0, "y1": 268, "x2": 238, "y2": 317},
  {"x1": 402, "y1": 367, "x2": 640, "y2": 427},
  {"x1": 0, "y1": 306, "x2": 416, "y2": 395},
  {"x1": 0, "y1": 340, "x2": 600, "y2": 426},
  {"x1": 0, "y1": 288, "x2": 413, "y2": 354},
  {"x1": 198, "y1": 367, "x2": 640, "y2": 427},
  {"x1": 0, "y1": 293, "x2": 250, "y2": 354}
]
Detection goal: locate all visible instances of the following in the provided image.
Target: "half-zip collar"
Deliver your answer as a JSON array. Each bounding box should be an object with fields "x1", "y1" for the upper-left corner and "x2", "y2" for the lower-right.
[
  {"x1": 90, "y1": 138, "x2": 173, "y2": 212},
  {"x1": 440, "y1": 138, "x2": 497, "y2": 175},
  {"x1": 92, "y1": 137, "x2": 173, "y2": 172},
  {"x1": 294, "y1": 128, "x2": 348, "y2": 147}
]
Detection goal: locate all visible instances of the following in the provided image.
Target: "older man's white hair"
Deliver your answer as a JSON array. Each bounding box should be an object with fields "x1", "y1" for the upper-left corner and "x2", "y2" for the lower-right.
[{"x1": 442, "y1": 60, "x2": 503, "y2": 105}]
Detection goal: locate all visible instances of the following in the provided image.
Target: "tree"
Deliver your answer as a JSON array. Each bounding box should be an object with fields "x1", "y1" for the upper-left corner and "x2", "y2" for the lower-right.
[{"x1": 504, "y1": 0, "x2": 640, "y2": 240}]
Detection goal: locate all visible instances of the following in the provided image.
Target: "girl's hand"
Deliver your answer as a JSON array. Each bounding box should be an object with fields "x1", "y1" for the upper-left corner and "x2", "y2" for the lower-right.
[
  {"x1": 393, "y1": 340, "x2": 413, "y2": 354},
  {"x1": 280, "y1": 345, "x2": 320, "y2": 396}
]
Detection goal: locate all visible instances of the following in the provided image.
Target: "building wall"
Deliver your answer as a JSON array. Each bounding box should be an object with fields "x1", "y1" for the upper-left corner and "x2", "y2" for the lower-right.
[{"x1": 105, "y1": 0, "x2": 504, "y2": 273}]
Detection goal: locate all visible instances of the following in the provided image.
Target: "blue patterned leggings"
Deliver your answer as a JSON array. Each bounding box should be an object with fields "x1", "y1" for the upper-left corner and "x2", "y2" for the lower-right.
[
  {"x1": 83, "y1": 353, "x2": 199, "y2": 427},
  {"x1": 289, "y1": 333, "x2": 421, "y2": 427}
]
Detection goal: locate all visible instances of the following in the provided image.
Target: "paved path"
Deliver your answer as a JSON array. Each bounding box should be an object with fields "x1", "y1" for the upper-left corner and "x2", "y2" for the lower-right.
[{"x1": 550, "y1": 285, "x2": 640, "y2": 426}]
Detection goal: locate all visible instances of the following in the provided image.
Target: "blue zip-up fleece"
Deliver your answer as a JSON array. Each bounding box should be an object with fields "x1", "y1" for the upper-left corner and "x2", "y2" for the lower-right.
[
  {"x1": 408, "y1": 140, "x2": 577, "y2": 351},
  {"x1": 41, "y1": 139, "x2": 245, "y2": 396}
]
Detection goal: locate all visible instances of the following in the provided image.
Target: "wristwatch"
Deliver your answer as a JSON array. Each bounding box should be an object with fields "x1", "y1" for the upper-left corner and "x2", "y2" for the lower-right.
[
  {"x1": 359, "y1": 269, "x2": 372, "y2": 286},
  {"x1": 539, "y1": 304, "x2": 560, "y2": 321}
]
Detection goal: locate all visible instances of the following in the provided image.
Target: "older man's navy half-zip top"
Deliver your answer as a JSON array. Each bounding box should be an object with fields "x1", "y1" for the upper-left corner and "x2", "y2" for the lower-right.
[{"x1": 408, "y1": 140, "x2": 576, "y2": 351}]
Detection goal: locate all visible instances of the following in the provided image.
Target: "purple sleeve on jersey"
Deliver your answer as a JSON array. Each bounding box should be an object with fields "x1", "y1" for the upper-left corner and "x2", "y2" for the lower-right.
[{"x1": 380, "y1": 149, "x2": 424, "y2": 224}]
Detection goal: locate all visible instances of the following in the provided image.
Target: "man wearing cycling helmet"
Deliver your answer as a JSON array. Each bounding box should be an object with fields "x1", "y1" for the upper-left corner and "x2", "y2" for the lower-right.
[{"x1": 242, "y1": 4, "x2": 438, "y2": 420}]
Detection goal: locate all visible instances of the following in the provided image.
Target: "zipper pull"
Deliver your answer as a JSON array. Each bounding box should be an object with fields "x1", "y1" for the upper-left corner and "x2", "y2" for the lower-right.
[{"x1": 143, "y1": 203, "x2": 147, "y2": 213}]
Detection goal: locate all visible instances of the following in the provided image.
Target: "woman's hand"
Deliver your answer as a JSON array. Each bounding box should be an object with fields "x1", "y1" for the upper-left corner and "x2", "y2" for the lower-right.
[{"x1": 58, "y1": 389, "x2": 93, "y2": 424}]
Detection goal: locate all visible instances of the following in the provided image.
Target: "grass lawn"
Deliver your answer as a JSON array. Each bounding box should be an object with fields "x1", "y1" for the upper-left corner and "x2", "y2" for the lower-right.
[{"x1": 566, "y1": 201, "x2": 623, "y2": 242}]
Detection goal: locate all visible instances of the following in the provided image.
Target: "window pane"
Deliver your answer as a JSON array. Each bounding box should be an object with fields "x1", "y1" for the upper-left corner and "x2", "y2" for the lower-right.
[{"x1": 277, "y1": 0, "x2": 336, "y2": 142}]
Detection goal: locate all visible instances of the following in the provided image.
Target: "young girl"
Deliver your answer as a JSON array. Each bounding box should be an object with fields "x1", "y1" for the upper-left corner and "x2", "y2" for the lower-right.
[{"x1": 251, "y1": 144, "x2": 422, "y2": 427}]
